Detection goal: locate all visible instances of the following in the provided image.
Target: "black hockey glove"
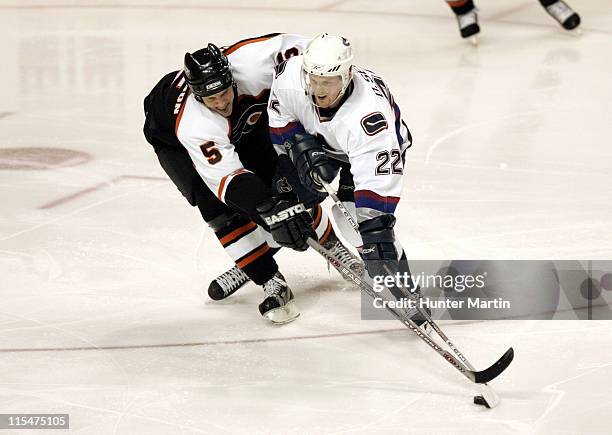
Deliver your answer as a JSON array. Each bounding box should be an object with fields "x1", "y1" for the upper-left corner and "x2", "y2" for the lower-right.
[
  {"x1": 285, "y1": 133, "x2": 339, "y2": 194},
  {"x1": 256, "y1": 194, "x2": 316, "y2": 252},
  {"x1": 360, "y1": 215, "x2": 422, "y2": 306},
  {"x1": 358, "y1": 214, "x2": 399, "y2": 280},
  {"x1": 272, "y1": 154, "x2": 327, "y2": 209}
]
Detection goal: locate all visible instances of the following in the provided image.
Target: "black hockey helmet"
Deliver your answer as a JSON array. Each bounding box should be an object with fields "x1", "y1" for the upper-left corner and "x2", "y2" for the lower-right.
[{"x1": 184, "y1": 44, "x2": 234, "y2": 99}]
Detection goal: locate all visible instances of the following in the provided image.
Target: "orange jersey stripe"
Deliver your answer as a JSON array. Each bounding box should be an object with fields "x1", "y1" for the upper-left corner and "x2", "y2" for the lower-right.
[
  {"x1": 223, "y1": 34, "x2": 279, "y2": 56},
  {"x1": 447, "y1": 0, "x2": 469, "y2": 7},
  {"x1": 217, "y1": 168, "x2": 248, "y2": 200},
  {"x1": 237, "y1": 243, "x2": 270, "y2": 269},
  {"x1": 319, "y1": 221, "x2": 333, "y2": 245},
  {"x1": 312, "y1": 204, "x2": 322, "y2": 229},
  {"x1": 217, "y1": 174, "x2": 229, "y2": 200},
  {"x1": 219, "y1": 221, "x2": 257, "y2": 246}
]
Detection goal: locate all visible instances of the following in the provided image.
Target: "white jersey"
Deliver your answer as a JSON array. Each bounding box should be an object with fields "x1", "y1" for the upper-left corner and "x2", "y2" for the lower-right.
[
  {"x1": 268, "y1": 55, "x2": 412, "y2": 222},
  {"x1": 174, "y1": 33, "x2": 308, "y2": 203}
]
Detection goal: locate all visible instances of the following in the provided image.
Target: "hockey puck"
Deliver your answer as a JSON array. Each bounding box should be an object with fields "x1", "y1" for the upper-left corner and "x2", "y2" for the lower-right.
[{"x1": 473, "y1": 395, "x2": 490, "y2": 408}]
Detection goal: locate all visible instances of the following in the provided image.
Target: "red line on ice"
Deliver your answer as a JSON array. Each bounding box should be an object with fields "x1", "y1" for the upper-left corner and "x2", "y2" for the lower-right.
[
  {"x1": 38, "y1": 175, "x2": 167, "y2": 209},
  {"x1": 0, "y1": 328, "x2": 406, "y2": 353}
]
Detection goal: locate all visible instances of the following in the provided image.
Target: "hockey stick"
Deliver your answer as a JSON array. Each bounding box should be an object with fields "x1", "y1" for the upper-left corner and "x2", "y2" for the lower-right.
[
  {"x1": 307, "y1": 238, "x2": 512, "y2": 385},
  {"x1": 316, "y1": 178, "x2": 513, "y2": 387},
  {"x1": 324, "y1": 184, "x2": 363, "y2": 248}
]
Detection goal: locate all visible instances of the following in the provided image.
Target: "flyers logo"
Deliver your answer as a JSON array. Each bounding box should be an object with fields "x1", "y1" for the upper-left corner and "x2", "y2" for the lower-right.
[
  {"x1": 361, "y1": 112, "x2": 388, "y2": 136},
  {"x1": 246, "y1": 111, "x2": 262, "y2": 126}
]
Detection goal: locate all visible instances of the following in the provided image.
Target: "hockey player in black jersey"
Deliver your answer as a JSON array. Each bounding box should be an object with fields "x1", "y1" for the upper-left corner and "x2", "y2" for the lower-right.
[{"x1": 143, "y1": 34, "x2": 362, "y2": 323}]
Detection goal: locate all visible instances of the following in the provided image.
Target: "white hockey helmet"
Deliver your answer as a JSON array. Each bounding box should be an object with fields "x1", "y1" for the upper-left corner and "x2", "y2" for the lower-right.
[{"x1": 302, "y1": 33, "x2": 354, "y2": 104}]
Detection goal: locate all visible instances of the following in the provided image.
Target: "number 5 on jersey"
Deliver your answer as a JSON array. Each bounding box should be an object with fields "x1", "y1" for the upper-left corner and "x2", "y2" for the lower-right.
[{"x1": 200, "y1": 142, "x2": 222, "y2": 165}]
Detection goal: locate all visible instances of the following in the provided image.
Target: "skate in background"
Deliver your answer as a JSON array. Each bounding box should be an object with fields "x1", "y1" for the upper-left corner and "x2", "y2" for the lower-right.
[{"x1": 446, "y1": 0, "x2": 581, "y2": 44}]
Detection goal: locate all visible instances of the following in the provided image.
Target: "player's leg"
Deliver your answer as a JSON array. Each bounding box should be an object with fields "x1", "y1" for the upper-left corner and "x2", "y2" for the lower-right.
[
  {"x1": 210, "y1": 207, "x2": 299, "y2": 323},
  {"x1": 151, "y1": 144, "x2": 256, "y2": 291},
  {"x1": 358, "y1": 214, "x2": 431, "y2": 329},
  {"x1": 333, "y1": 145, "x2": 430, "y2": 328},
  {"x1": 445, "y1": 0, "x2": 480, "y2": 41},
  {"x1": 538, "y1": 0, "x2": 581, "y2": 30},
  {"x1": 150, "y1": 143, "x2": 297, "y2": 322},
  {"x1": 143, "y1": 92, "x2": 297, "y2": 321},
  {"x1": 182, "y1": 166, "x2": 298, "y2": 322},
  {"x1": 208, "y1": 210, "x2": 297, "y2": 323},
  {"x1": 206, "y1": 209, "x2": 275, "y2": 298}
]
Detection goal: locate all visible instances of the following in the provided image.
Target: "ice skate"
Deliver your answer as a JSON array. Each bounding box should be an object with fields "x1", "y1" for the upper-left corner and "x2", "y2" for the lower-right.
[
  {"x1": 323, "y1": 231, "x2": 366, "y2": 278},
  {"x1": 259, "y1": 272, "x2": 299, "y2": 324},
  {"x1": 208, "y1": 265, "x2": 250, "y2": 301},
  {"x1": 456, "y1": 8, "x2": 480, "y2": 45},
  {"x1": 543, "y1": 0, "x2": 581, "y2": 31}
]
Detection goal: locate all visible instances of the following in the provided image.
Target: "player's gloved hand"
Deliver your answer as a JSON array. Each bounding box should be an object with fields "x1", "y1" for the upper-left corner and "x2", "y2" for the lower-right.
[
  {"x1": 358, "y1": 214, "x2": 399, "y2": 280},
  {"x1": 256, "y1": 194, "x2": 316, "y2": 252},
  {"x1": 284, "y1": 133, "x2": 339, "y2": 194},
  {"x1": 272, "y1": 154, "x2": 327, "y2": 209}
]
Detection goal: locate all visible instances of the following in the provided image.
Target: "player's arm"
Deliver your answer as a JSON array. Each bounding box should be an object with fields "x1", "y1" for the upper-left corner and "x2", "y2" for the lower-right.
[
  {"x1": 181, "y1": 132, "x2": 314, "y2": 250},
  {"x1": 267, "y1": 85, "x2": 306, "y2": 154},
  {"x1": 268, "y1": 86, "x2": 338, "y2": 194},
  {"x1": 273, "y1": 34, "x2": 309, "y2": 66},
  {"x1": 178, "y1": 125, "x2": 271, "y2": 220}
]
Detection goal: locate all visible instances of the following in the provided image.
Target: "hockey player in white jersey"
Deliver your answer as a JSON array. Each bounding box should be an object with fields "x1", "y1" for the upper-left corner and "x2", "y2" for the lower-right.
[
  {"x1": 267, "y1": 33, "x2": 429, "y2": 325},
  {"x1": 144, "y1": 33, "x2": 362, "y2": 324}
]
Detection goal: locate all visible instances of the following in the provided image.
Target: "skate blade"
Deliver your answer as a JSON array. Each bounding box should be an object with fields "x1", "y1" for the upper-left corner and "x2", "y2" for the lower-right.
[
  {"x1": 470, "y1": 36, "x2": 479, "y2": 46},
  {"x1": 263, "y1": 301, "x2": 300, "y2": 324}
]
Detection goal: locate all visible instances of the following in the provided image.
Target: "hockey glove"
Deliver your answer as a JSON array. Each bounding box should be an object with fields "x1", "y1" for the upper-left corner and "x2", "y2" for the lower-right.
[
  {"x1": 285, "y1": 133, "x2": 339, "y2": 194},
  {"x1": 358, "y1": 214, "x2": 399, "y2": 280},
  {"x1": 360, "y1": 215, "x2": 423, "y2": 310},
  {"x1": 272, "y1": 154, "x2": 328, "y2": 209},
  {"x1": 256, "y1": 194, "x2": 316, "y2": 252}
]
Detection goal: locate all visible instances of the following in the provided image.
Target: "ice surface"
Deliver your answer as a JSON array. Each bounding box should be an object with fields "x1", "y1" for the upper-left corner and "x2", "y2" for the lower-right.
[{"x1": 1, "y1": 0, "x2": 612, "y2": 433}]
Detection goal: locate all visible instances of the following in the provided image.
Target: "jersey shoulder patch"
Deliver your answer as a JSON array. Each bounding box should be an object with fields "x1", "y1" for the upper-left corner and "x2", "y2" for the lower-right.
[{"x1": 360, "y1": 111, "x2": 388, "y2": 136}]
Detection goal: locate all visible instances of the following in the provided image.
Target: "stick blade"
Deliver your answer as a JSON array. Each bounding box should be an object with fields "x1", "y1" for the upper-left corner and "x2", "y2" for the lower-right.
[{"x1": 474, "y1": 347, "x2": 514, "y2": 384}]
